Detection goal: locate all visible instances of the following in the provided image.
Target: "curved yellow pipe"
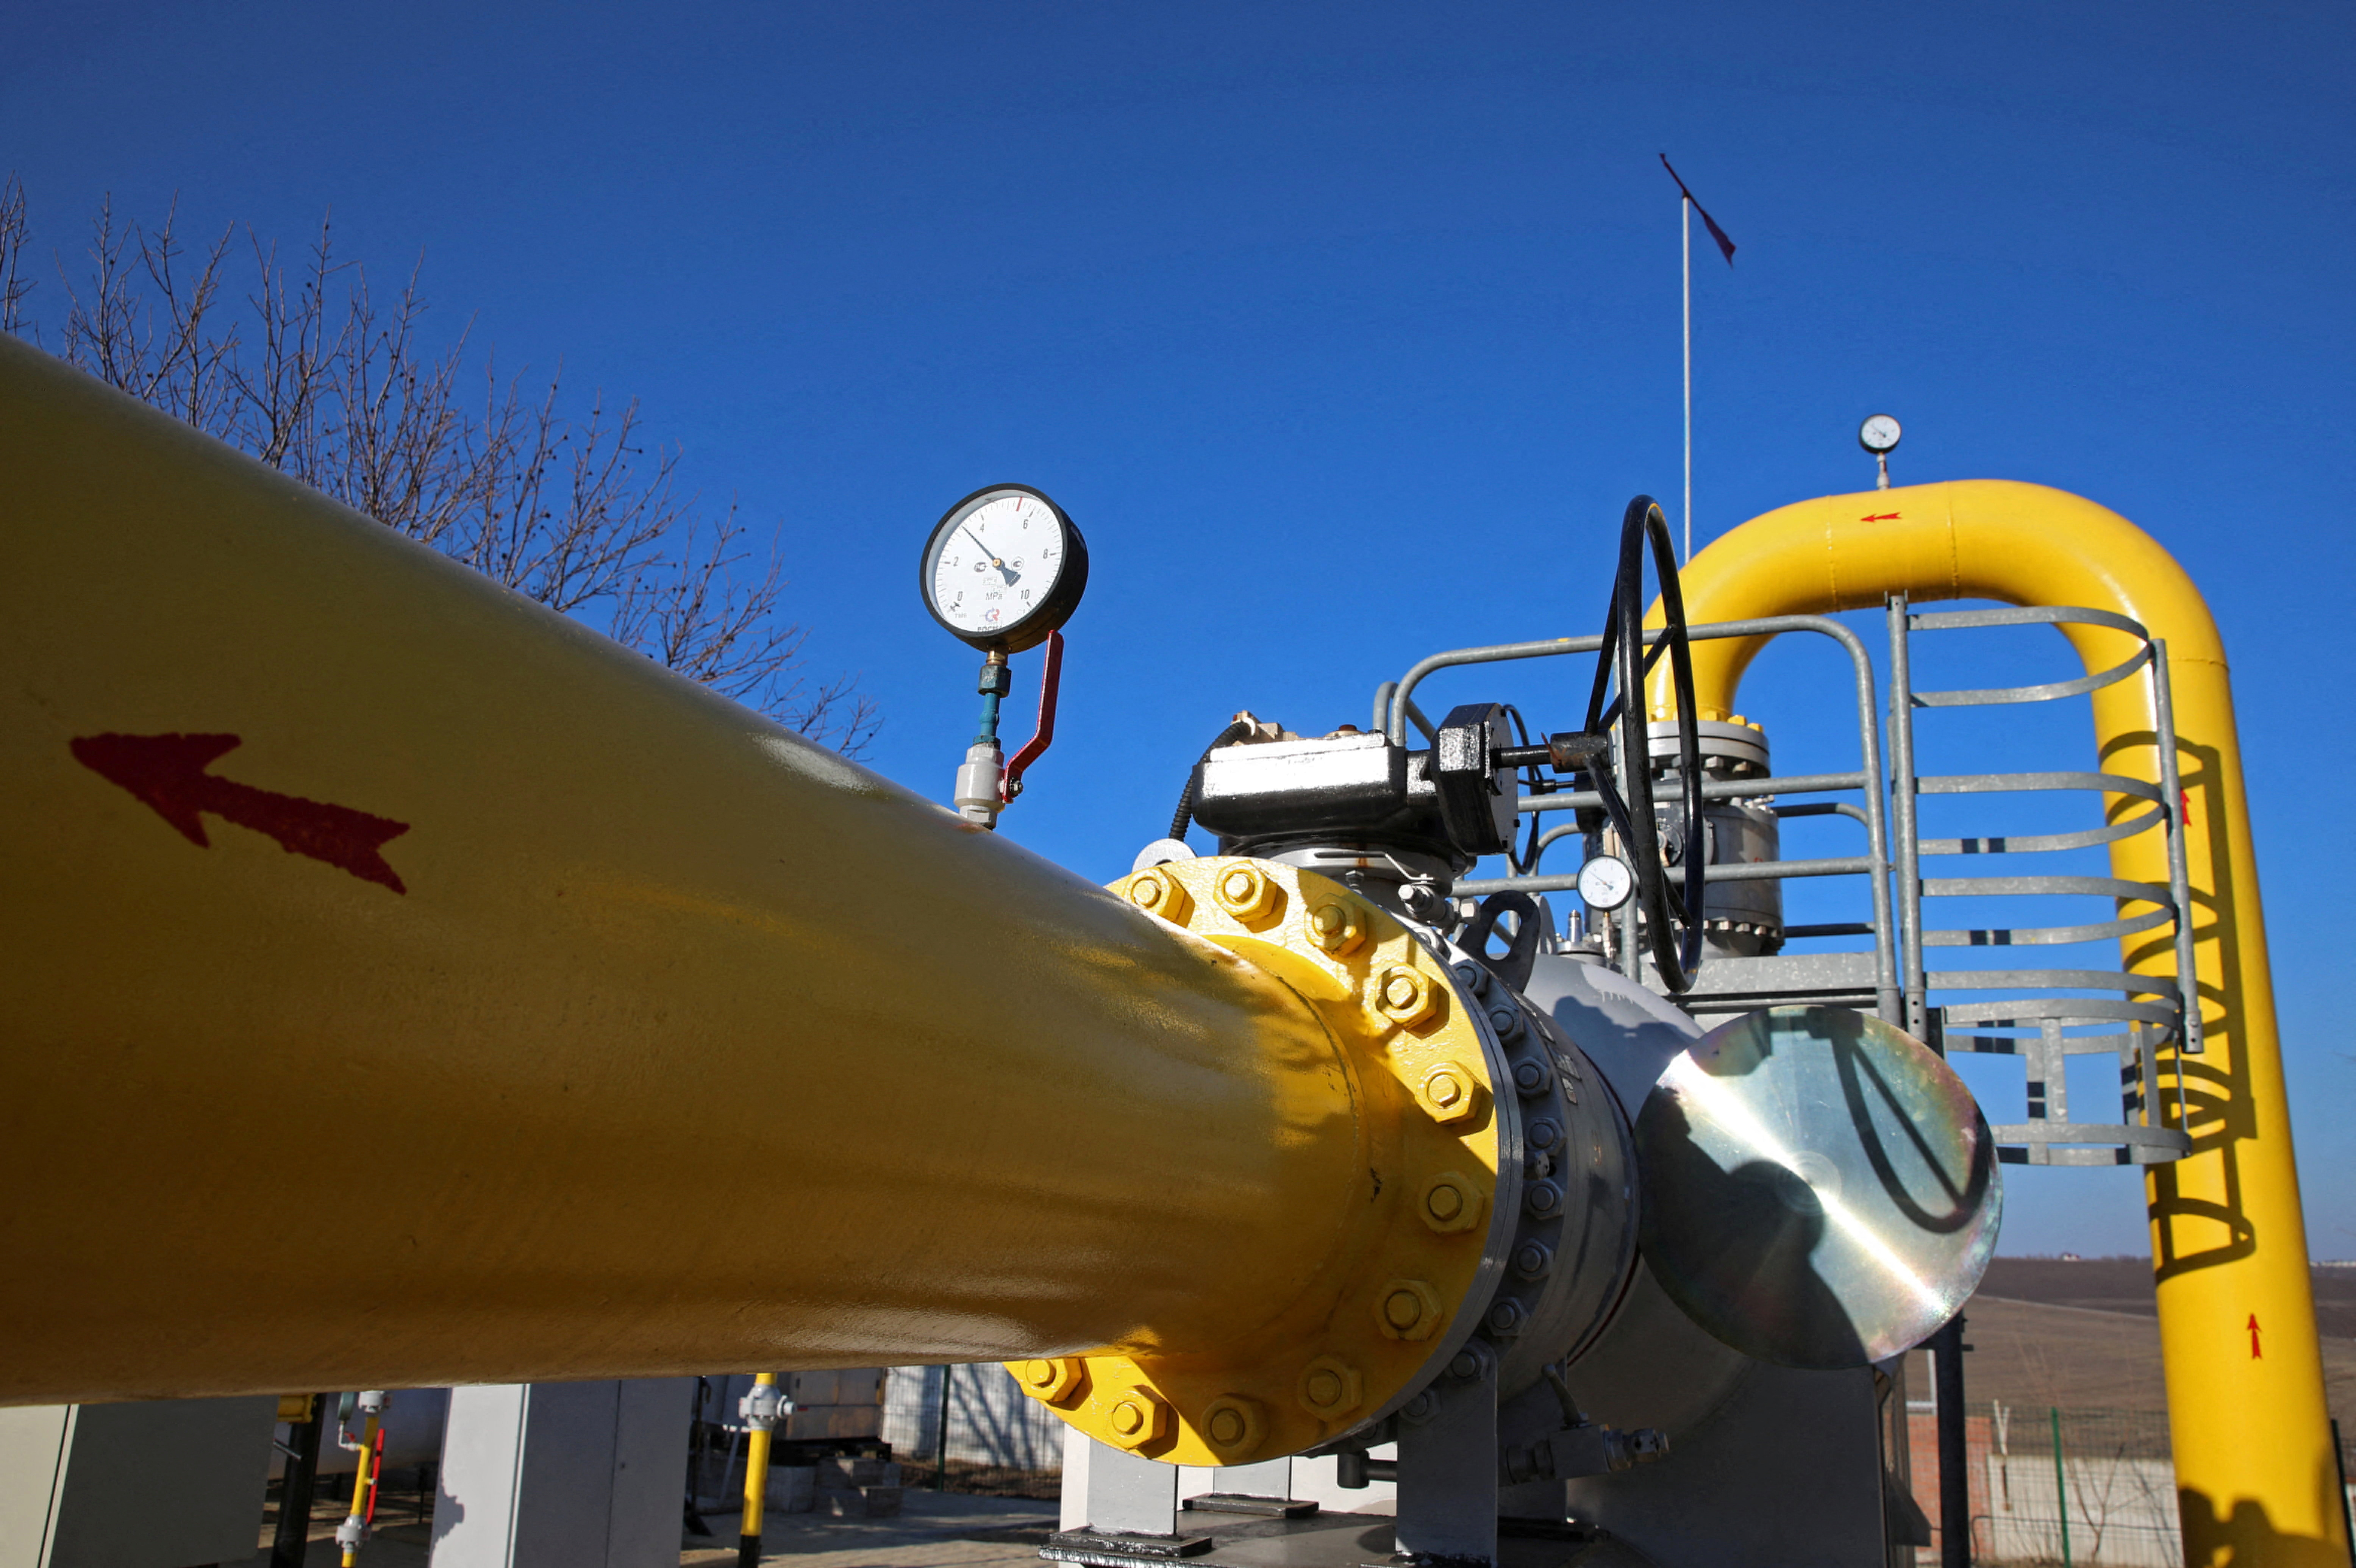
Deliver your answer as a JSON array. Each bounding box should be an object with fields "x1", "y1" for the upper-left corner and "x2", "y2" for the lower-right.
[{"x1": 1653, "y1": 479, "x2": 2340, "y2": 1568}]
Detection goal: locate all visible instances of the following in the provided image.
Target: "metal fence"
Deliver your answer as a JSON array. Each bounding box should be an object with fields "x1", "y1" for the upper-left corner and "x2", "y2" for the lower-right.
[
  {"x1": 883, "y1": 1364, "x2": 1067, "y2": 1477},
  {"x1": 1906, "y1": 1404, "x2": 2176, "y2": 1567},
  {"x1": 1904, "y1": 1403, "x2": 2356, "y2": 1566}
]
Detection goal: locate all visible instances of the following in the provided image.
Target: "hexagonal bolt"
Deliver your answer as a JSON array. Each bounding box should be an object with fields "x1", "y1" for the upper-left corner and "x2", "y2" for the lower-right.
[
  {"x1": 1512, "y1": 1240, "x2": 1555, "y2": 1280},
  {"x1": 1418, "y1": 1170, "x2": 1483, "y2": 1234},
  {"x1": 1510, "y1": 1057, "x2": 1553, "y2": 1098},
  {"x1": 1449, "y1": 959, "x2": 1490, "y2": 997},
  {"x1": 1200, "y1": 1395, "x2": 1266, "y2": 1460},
  {"x1": 1415, "y1": 1061, "x2": 1487, "y2": 1127},
  {"x1": 1375, "y1": 1278, "x2": 1444, "y2": 1341},
  {"x1": 1107, "y1": 1384, "x2": 1173, "y2": 1450},
  {"x1": 1125, "y1": 870, "x2": 1193, "y2": 925},
  {"x1": 1212, "y1": 863, "x2": 1283, "y2": 926},
  {"x1": 1526, "y1": 1117, "x2": 1563, "y2": 1150},
  {"x1": 1485, "y1": 1297, "x2": 1527, "y2": 1337},
  {"x1": 1012, "y1": 1356, "x2": 1087, "y2": 1406},
  {"x1": 1370, "y1": 964, "x2": 1444, "y2": 1029},
  {"x1": 1523, "y1": 1179, "x2": 1564, "y2": 1218},
  {"x1": 1399, "y1": 1389, "x2": 1440, "y2": 1426},
  {"x1": 1297, "y1": 1356, "x2": 1364, "y2": 1419},
  {"x1": 1486, "y1": 1004, "x2": 1525, "y2": 1042},
  {"x1": 1447, "y1": 1339, "x2": 1497, "y2": 1382},
  {"x1": 1305, "y1": 898, "x2": 1367, "y2": 956}
]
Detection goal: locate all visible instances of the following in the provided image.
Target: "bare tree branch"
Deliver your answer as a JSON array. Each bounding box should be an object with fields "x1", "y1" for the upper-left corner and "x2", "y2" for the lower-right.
[
  {"x1": 0, "y1": 174, "x2": 31, "y2": 337},
  {"x1": 4, "y1": 176, "x2": 873, "y2": 753}
]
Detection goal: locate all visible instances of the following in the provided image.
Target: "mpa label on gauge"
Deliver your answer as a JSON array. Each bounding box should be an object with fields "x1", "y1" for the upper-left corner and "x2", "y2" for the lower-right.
[{"x1": 919, "y1": 483, "x2": 1089, "y2": 654}]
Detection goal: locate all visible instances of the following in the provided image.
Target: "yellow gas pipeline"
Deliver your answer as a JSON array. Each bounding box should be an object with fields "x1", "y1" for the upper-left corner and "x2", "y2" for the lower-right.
[
  {"x1": 0, "y1": 336, "x2": 1499, "y2": 1470},
  {"x1": 1650, "y1": 479, "x2": 2342, "y2": 1568}
]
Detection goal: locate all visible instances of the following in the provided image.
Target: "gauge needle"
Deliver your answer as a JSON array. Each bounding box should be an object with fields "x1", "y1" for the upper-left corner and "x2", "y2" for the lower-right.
[{"x1": 961, "y1": 526, "x2": 1019, "y2": 584}]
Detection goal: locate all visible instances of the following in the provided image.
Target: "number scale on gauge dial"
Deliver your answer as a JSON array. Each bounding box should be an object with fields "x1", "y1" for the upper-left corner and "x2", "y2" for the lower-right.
[
  {"x1": 930, "y1": 493, "x2": 1063, "y2": 636},
  {"x1": 919, "y1": 484, "x2": 1089, "y2": 654}
]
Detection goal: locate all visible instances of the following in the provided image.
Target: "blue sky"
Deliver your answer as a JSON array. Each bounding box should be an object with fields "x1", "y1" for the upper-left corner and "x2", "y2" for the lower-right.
[{"x1": 6, "y1": 2, "x2": 2350, "y2": 1259}]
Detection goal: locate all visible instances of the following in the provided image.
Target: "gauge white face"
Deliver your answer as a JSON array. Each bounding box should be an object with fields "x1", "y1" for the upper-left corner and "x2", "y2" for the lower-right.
[
  {"x1": 1858, "y1": 414, "x2": 1902, "y2": 454},
  {"x1": 927, "y1": 491, "x2": 1067, "y2": 637},
  {"x1": 1578, "y1": 854, "x2": 1636, "y2": 911}
]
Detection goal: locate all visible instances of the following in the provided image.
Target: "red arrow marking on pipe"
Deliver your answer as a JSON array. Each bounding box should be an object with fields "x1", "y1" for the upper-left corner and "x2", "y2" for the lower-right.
[
  {"x1": 2247, "y1": 1313, "x2": 2262, "y2": 1359},
  {"x1": 1860, "y1": 511, "x2": 1902, "y2": 523},
  {"x1": 70, "y1": 732, "x2": 409, "y2": 893}
]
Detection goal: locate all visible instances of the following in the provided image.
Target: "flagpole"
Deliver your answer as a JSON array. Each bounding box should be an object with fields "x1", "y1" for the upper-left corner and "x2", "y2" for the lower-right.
[{"x1": 1682, "y1": 194, "x2": 1692, "y2": 565}]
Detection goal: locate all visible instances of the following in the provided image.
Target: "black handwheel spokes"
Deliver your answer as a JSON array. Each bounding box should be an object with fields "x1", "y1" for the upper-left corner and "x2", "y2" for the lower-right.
[{"x1": 1582, "y1": 496, "x2": 1705, "y2": 993}]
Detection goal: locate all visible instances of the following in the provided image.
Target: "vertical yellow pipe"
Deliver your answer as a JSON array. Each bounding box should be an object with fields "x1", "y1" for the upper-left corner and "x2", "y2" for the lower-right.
[
  {"x1": 339, "y1": 1409, "x2": 381, "y2": 1567},
  {"x1": 739, "y1": 1372, "x2": 776, "y2": 1567},
  {"x1": 1650, "y1": 479, "x2": 2341, "y2": 1566}
]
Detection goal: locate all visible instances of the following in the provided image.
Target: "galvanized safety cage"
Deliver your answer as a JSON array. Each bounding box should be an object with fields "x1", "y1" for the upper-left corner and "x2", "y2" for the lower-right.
[{"x1": 1378, "y1": 598, "x2": 2197, "y2": 1168}]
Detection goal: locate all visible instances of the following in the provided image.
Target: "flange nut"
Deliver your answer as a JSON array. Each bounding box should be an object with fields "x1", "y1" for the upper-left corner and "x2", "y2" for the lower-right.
[
  {"x1": 1212, "y1": 863, "x2": 1283, "y2": 926},
  {"x1": 1125, "y1": 870, "x2": 1193, "y2": 925},
  {"x1": 1106, "y1": 1384, "x2": 1172, "y2": 1450},
  {"x1": 1371, "y1": 964, "x2": 1444, "y2": 1029},
  {"x1": 1376, "y1": 1278, "x2": 1445, "y2": 1341},
  {"x1": 1418, "y1": 1170, "x2": 1483, "y2": 1234},
  {"x1": 1305, "y1": 898, "x2": 1367, "y2": 956},
  {"x1": 1200, "y1": 1395, "x2": 1267, "y2": 1461},
  {"x1": 1416, "y1": 1060, "x2": 1487, "y2": 1126},
  {"x1": 1008, "y1": 1356, "x2": 1086, "y2": 1407},
  {"x1": 1296, "y1": 1356, "x2": 1363, "y2": 1420}
]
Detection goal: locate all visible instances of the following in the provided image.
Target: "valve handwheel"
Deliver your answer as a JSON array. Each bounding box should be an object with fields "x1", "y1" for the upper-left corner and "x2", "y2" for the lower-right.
[{"x1": 1580, "y1": 495, "x2": 1705, "y2": 993}]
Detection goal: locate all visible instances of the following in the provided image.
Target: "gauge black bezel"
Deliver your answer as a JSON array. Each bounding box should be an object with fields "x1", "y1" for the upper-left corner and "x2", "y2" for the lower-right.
[
  {"x1": 1857, "y1": 414, "x2": 1902, "y2": 454},
  {"x1": 917, "y1": 483, "x2": 1090, "y2": 654}
]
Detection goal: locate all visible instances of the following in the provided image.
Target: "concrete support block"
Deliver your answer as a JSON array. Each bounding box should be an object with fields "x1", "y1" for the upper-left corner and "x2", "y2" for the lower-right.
[
  {"x1": 0, "y1": 1397, "x2": 275, "y2": 1568},
  {"x1": 430, "y1": 1379, "x2": 694, "y2": 1568}
]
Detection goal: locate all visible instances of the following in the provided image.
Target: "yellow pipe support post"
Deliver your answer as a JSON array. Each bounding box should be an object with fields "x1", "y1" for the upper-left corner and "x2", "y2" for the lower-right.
[
  {"x1": 739, "y1": 1373, "x2": 777, "y2": 1568},
  {"x1": 1649, "y1": 479, "x2": 2342, "y2": 1567},
  {"x1": 0, "y1": 339, "x2": 1495, "y2": 1468}
]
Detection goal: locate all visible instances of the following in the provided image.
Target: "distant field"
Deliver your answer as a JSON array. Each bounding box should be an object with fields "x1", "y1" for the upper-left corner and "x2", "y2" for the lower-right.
[
  {"x1": 1976, "y1": 1256, "x2": 2356, "y2": 1338},
  {"x1": 1911, "y1": 1258, "x2": 2356, "y2": 1417}
]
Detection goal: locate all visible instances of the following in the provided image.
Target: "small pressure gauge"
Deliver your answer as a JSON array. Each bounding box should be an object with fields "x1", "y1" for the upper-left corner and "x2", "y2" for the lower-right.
[
  {"x1": 1577, "y1": 854, "x2": 1636, "y2": 911},
  {"x1": 919, "y1": 484, "x2": 1089, "y2": 654},
  {"x1": 1858, "y1": 414, "x2": 1902, "y2": 454}
]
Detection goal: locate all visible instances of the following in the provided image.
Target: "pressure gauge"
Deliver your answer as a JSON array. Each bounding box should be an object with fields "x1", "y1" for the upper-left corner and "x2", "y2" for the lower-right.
[
  {"x1": 1858, "y1": 414, "x2": 1902, "y2": 454},
  {"x1": 1577, "y1": 854, "x2": 1636, "y2": 911},
  {"x1": 919, "y1": 484, "x2": 1089, "y2": 654}
]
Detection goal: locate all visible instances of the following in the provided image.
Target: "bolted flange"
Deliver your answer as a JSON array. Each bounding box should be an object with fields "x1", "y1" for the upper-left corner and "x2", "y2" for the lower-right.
[{"x1": 1015, "y1": 857, "x2": 1512, "y2": 1468}]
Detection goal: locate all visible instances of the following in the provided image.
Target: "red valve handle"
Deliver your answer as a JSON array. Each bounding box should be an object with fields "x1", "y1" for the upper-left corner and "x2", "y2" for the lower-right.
[{"x1": 1000, "y1": 629, "x2": 1064, "y2": 803}]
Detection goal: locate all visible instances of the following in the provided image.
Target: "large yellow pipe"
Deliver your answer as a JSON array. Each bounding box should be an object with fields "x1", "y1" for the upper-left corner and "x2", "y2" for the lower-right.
[
  {"x1": 0, "y1": 335, "x2": 1367, "y2": 1405},
  {"x1": 1651, "y1": 479, "x2": 2341, "y2": 1567}
]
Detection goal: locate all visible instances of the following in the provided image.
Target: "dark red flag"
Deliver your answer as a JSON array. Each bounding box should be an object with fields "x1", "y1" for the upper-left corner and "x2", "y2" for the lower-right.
[{"x1": 1659, "y1": 155, "x2": 1737, "y2": 265}]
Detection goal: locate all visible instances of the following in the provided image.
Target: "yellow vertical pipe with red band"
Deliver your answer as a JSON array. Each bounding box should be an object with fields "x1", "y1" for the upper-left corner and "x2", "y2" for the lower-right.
[{"x1": 1651, "y1": 479, "x2": 2341, "y2": 1567}]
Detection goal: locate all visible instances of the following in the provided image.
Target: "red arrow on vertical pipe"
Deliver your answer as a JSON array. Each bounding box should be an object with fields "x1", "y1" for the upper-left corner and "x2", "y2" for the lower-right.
[{"x1": 70, "y1": 732, "x2": 410, "y2": 893}]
